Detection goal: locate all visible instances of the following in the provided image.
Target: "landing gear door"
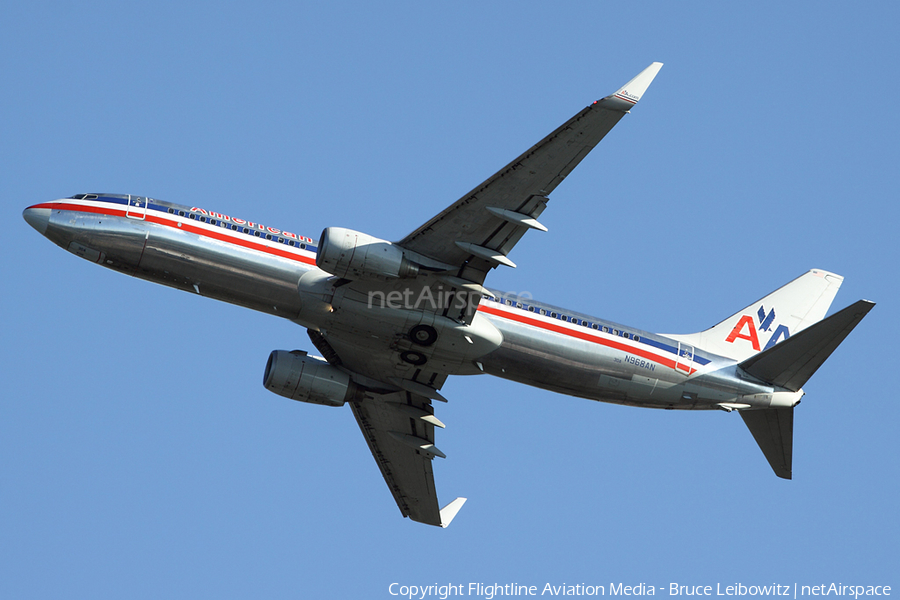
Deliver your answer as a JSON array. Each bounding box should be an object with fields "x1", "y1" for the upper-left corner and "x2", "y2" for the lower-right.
[
  {"x1": 126, "y1": 195, "x2": 147, "y2": 220},
  {"x1": 676, "y1": 342, "x2": 694, "y2": 375}
]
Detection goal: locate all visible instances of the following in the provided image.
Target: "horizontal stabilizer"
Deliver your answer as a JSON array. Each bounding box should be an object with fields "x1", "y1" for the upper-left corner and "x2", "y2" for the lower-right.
[
  {"x1": 740, "y1": 408, "x2": 793, "y2": 479},
  {"x1": 739, "y1": 300, "x2": 874, "y2": 392}
]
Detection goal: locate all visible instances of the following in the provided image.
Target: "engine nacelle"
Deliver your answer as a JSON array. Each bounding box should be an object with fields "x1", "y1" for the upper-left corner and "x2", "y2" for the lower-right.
[
  {"x1": 316, "y1": 227, "x2": 419, "y2": 280},
  {"x1": 263, "y1": 350, "x2": 357, "y2": 407}
]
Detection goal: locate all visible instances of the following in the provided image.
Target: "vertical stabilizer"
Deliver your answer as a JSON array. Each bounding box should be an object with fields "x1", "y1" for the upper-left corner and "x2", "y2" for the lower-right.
[{"x1": 668, "y1": 269, "x2": 843, "y2": 362}]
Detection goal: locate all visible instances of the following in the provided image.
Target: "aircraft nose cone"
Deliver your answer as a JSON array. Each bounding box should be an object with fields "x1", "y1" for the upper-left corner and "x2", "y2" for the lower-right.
[{"x1": 23, "y1": 206, "x2": 51, "y2": 235}]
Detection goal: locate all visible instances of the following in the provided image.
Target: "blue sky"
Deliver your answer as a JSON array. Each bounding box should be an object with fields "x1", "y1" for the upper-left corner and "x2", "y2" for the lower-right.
[{"x1": 2, "y1": 2, "x2": 898, "y2": 598}]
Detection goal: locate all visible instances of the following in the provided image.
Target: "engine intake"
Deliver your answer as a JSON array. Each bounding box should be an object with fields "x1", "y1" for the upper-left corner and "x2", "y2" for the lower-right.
[
  {"x1": 316, "y1": 227, "x2": 419, "y2": 280},
  {"x1": 263, "y1": 350, "x2": 357, "y2": 407}
]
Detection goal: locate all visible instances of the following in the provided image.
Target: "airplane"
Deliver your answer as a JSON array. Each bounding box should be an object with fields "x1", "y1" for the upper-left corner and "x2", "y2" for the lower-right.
[{"x1": 22, "y1": 62, "x2": 873, "y2": 527}]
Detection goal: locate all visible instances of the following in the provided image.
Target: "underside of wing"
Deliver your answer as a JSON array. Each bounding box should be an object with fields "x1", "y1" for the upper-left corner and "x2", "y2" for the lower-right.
[
  {"x1": 308, "y1": 328, "x2": 460, "y2": 526},
  {"x1": 350, "y1": 389, "x2": 446, "y2": 525},
  {"x1": 398, "y1": 62, "x2": 663, "y2": 287},
  {"x1": 294, "y1": 64, "x2": 663, "y2": 527}
]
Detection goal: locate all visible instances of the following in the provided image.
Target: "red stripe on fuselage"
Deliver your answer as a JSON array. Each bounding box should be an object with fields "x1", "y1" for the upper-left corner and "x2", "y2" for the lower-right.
[
  {"x1": 36, "y1": 201, "x2": 694, "y2": 374},
  {"x1": 35, "y1": 201, "x2": 317, "y2": 266},
  {"x1": 477, "y1": 304, "x2": 695, "y2": 375}
]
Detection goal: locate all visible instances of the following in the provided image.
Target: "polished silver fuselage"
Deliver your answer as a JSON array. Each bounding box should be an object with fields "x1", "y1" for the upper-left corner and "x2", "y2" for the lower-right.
[{"x1": 32, "y1": 195, "x2": 782, "y2": 411}]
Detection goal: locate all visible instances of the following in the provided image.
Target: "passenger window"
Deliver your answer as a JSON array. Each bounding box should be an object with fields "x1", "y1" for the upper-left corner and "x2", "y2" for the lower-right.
[
  {"x1": 254, "y1": 231, "x2": 261, "y2": 237},
  {"x1": 179, "y1": 211, "x2": 185, "y2": 216},
  {"x1": 528, "y1": 306, "x2": 535, "y2": 312},
  {"x1": 550, "y1": 312, "x2": 557, "y2": 318},
  {"x1": 168, "y1": 208, "x2": 174, "y2": 214},
  {"x1": 592, "y1": 324, "x2": 599, "y2": 330},
  {"x1": 300, "y1": 243, "x2": 306, "y2": 249}
]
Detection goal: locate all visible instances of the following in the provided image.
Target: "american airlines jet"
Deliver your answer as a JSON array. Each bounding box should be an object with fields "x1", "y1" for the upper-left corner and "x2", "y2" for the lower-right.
[{"x1": 22, "y1": 63, "x2": 872, "y2": 527}]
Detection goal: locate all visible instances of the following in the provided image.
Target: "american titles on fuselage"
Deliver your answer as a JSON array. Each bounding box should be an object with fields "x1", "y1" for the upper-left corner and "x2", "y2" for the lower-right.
[
  {"x1": 67, "y1": 194, "x2": 317, "y2": 249},
  {"x1": 186, "y1": 206, "x2": 315, "y2": 244}
]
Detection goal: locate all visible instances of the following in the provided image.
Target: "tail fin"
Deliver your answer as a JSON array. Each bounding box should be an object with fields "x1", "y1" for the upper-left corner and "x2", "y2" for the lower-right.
[
  {"x1": 737, "y1": 299, "x2": 873, "y2": 480},
  {"x1": 668, "y1": 269, "x2": 844, "y2": 362}
]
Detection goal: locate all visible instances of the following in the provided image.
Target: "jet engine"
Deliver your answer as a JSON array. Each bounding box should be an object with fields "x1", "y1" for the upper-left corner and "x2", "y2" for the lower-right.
[
  {"x1": 316, "y1": 227, "x2": 419, "y2": 280},
  {"x1": 263, "y1": 350, "x2": 358, "y2": 407}
]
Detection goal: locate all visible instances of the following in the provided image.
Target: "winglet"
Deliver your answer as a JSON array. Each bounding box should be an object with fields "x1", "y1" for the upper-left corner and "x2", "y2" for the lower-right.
[
  {"x1": 599, "y1": 62, "x2": 663, "y2": 110},
  {"x1": 439, "y1": 497, "x2": 467, "y2": 528}
]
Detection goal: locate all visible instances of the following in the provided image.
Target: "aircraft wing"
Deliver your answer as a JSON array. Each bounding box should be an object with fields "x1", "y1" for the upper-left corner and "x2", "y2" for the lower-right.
[
  {"x1": 350, "y1": 389, "x2": 449, "y2": 525},
  {"x1": 398, "y1": 62, "x2": 663, "y2": 287},
  {"x1": 309, "y1": 328, "x2": 465, "y2": 526},
  {"x1": 319, "y1": 64, "x2": 662, "y2": 525}
]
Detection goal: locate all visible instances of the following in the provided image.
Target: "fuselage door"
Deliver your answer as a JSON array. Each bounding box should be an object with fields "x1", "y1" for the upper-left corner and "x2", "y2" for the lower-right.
[
  {"x1": 126, "y1": 195, "x2": 147, "y2": 220},
  {"x1": 676, "y1": 342, "x2": 694, "y2": 375}
]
